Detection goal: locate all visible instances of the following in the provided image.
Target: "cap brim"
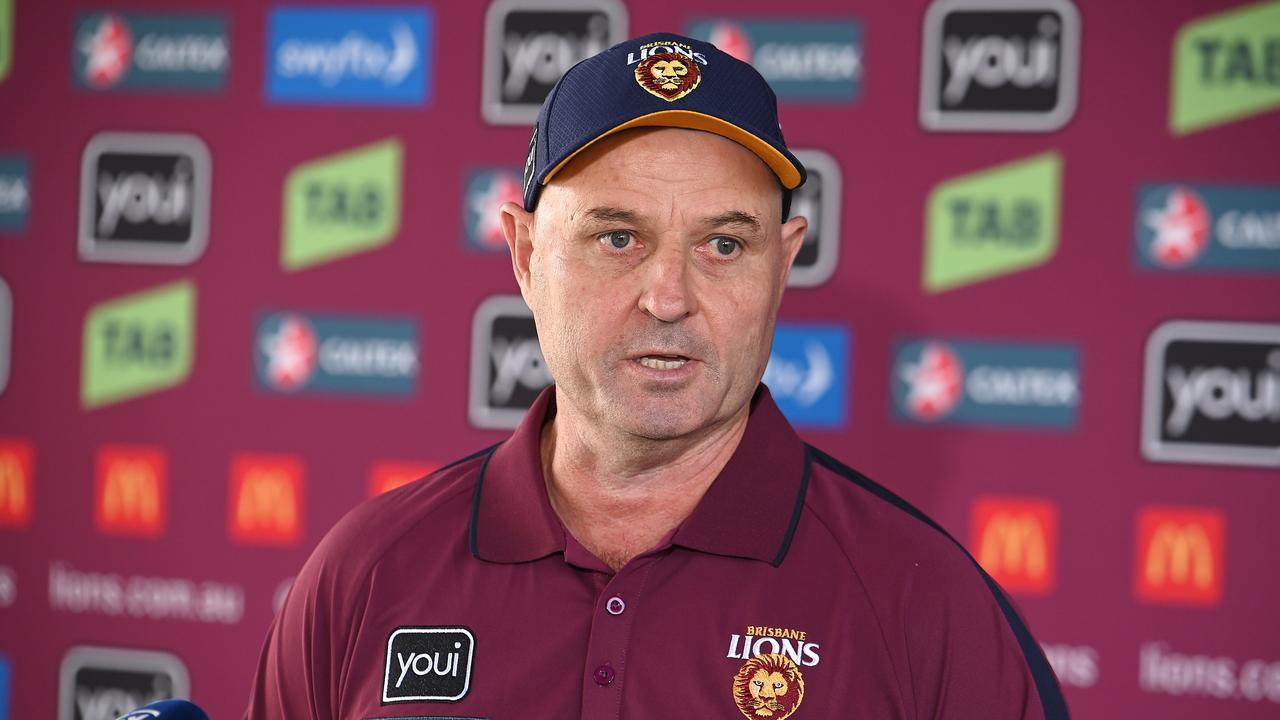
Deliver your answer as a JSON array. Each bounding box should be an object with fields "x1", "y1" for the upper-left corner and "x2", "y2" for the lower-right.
[{"x1": 541, "y1": 109, "x2": 803, "y2": 190}]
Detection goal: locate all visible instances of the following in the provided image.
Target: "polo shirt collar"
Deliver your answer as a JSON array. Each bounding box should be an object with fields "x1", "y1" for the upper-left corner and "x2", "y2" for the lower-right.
[{"x1": 470, "y1": 385, "x2": 810, "y2": 567}]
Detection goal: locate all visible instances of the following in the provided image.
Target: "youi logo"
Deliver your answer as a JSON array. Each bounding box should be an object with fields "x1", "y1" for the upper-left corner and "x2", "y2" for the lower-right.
[
  {"x1": 266, "y1": 7, "x2": 431, "y2": 105},
  {"x1": 763, "y1": 324, "x2": 851, "y2": 428}
]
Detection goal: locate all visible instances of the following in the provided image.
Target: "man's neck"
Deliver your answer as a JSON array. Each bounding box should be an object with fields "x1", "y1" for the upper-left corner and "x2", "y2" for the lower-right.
[{"x1": 541, "y1": 392, "x2": 751, "y2": 572}]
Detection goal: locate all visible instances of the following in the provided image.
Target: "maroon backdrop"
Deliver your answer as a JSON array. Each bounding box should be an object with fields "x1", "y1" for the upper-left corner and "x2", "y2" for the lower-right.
[{"x1": 1, "y1": 1, "x2": 1278, "y2": 718}]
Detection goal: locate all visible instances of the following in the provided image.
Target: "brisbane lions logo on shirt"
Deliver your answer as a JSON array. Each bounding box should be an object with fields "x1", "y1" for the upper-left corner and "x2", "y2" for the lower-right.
[
  {"x1": 732, "y1": 653, "x2": 805, "y2": 719},
  {"x1": 726, "y1": 625, "x2": 819, "y2": 719}
]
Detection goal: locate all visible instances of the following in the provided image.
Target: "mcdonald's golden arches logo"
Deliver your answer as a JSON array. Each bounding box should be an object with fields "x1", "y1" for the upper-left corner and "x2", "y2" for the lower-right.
[
  {"x1": 970, "y1": 497, "x2": 1057, "y2": 596},
  {"x1": 1135, "y1": 507, "x2": 1224, "y2": 606},
  {"x1": 368, "y1": 460, "x2": 437, "y2": 497},
  {"x1": 0, "y1": 437, "x2": 33, "y2": 529},
  {"x1": 229, "y1": 453, "x2": 304, "y2": 546},
  {"x1": 94, "y1": 445, "x2": 167, "y2": 537}
]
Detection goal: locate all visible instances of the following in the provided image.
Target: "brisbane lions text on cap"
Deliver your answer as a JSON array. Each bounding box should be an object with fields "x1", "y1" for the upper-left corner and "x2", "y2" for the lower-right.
[{"x1": 521, "y1": 32, "x2": 807, "y2": 213}]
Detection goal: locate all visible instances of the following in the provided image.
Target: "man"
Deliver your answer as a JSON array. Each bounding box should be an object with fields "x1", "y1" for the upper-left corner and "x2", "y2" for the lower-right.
[{"x1": 246, "y1": 33, "x2": 1068, "y2": 719}]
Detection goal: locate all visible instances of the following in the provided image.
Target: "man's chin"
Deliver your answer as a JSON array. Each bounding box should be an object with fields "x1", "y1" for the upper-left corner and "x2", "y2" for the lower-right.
[{"x1": 603, "y1": 395, "x2": 715, "y2": 441}]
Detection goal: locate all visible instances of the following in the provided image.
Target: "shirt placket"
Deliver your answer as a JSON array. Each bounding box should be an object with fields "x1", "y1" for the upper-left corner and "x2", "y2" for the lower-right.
[{"x1": 578, "y1": 557, "x2": 656, "y2": 719}]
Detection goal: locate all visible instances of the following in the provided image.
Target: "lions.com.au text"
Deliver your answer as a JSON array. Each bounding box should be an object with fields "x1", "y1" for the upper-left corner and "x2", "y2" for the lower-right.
[
  {"x1": 1141, "y1": 642, "x2": 1280, "y2": 704},
  {"x1": 49, "y1": 561, "x2": 244, "y2": 624}
]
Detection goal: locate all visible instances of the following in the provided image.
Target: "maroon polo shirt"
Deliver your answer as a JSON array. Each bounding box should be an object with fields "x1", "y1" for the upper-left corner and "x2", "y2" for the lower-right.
[{"x1": 245, "y1": 387, "x2": 1067, "y2": 719}]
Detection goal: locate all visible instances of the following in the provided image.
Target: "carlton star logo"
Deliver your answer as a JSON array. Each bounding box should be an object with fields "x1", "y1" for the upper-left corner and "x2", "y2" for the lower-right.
[
  {"x1": 732, "y1": 653, "x2": 805, "y2": 719},
  {"x1": 900, "y1": 341, "x2": 964, "y2": 421},
  {"x1": 1145, "y1": 186, "x2": 1209, "y2": 267},
  {"x1": 80, "y1": 14, "x2": 133, "y2": 88},
  {"x1": 635, "y1": 48, "x2": 702, "y2": 101}
]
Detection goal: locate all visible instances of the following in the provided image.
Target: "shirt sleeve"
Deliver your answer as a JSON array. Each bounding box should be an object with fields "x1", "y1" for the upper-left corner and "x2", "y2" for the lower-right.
[
  {"x1": 243, "y1": 513, "x2": 374, "y2": 720},
  {"x1": 904, "y1": 545, "x2": 1069, "y2": 720}
]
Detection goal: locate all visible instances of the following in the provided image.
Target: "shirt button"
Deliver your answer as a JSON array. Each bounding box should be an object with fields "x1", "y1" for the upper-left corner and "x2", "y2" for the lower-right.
[
  {"x1": 593, "y1": 663, "x2": 616, "y2": 686},
  {"x1": 605, "y1": 596, "x2": 626, "y2": 615}
]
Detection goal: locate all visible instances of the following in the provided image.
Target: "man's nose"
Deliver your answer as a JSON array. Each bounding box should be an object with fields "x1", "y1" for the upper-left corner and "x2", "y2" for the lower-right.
[{"x1": 639, "y1": 243, "x2": 697, "y2": 323}]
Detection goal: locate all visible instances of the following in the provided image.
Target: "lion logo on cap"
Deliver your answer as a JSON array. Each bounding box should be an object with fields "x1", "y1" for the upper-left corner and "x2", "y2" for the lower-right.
[
  {"x1": 732, "y1": 653, "x2": 805, "y2": 719},
  {"x1": 635, "y1": 52, "x2": 702, "y2": 101}
]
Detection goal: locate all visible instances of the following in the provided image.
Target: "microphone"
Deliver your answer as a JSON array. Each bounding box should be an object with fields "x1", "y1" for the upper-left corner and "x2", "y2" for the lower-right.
[{"x1": 115, "y1": 699, "x2": 210, "y2": 720}]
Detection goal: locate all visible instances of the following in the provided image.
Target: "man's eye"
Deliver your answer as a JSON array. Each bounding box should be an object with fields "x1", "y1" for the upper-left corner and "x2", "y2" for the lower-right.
[
  {"x1": 600, "y1": 231, "x2": 633, "y2": 250},
  {"x1": 710, "y1": 236, "x2": 740, "y2": 256}
]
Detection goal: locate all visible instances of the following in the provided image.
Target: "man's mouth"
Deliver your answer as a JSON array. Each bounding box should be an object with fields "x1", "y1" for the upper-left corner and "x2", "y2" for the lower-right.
[{"x1": 636, "y1": 355, "x2": 689, "y2": 371}]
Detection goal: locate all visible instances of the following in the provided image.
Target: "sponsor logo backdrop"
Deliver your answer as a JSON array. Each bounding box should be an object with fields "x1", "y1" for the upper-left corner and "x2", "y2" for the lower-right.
[{"x1": 0, "y1": 1, "x2": 1277, "y2": 718}]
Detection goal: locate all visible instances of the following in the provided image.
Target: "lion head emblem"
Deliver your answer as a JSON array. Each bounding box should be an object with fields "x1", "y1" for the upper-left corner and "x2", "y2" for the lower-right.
[
  {"x1": 732, "y1": 653, "x2": 805, "y2": 719},
  {"x1": 635, "y1": 52, "x2": 702, "y2": 101}
]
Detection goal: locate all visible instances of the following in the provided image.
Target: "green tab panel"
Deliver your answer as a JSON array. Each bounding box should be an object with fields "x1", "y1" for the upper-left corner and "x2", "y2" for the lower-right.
[
  {"x1": 925, "y1": 152, "x2": 1062, "y2": 294},
  {"x1": 81, "y1": 280, "x2": 196, "y2": 409},
  {"x1": 0, "y1": 0, "x2": 12, "y2": 84},
  {"x1": 1170, "y1": 0, "x2": 1280, "y2": 135},
  {"x1": 282, "y1": 138, "x2": 403, "y2": 271}
]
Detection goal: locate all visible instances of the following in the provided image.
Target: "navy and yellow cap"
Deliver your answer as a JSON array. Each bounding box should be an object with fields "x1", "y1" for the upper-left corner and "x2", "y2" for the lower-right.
[{"x1": 521, "y1": 32, "x2": 807, "y2": 213}]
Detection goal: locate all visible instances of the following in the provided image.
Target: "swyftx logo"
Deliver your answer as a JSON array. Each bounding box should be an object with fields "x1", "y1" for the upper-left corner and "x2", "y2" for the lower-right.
[
  {"x1": 266, "y1": 7, "x2": 431, "y2": 105},
  {"x1": 1143, "y1": 321, "x2": 1280, "y2": 468},
  {"x1": 79, "y1": 133, "x2": 211, "y2": 265},
  {"x1": 764, "y1": 324, "x2": 851, "y2": 428},
  {"x1": 383, "y1": 627, "x2": 474, "y2": 703},
  {"x1": 920, "y1": 0, "x2": 1080, "y2": 131}
]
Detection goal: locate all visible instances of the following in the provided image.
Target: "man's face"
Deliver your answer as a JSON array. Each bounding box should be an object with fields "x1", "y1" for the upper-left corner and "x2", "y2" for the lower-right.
[{"x1": 506, "y1": 128, "x2": 806, "y2": 441}]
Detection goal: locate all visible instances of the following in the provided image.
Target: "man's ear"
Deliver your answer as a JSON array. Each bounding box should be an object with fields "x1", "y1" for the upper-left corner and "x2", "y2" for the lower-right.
[
  {"x1": 500, "y1": 201, "x2": 536, "y2": 304},
  {"x1": 778, "y1": 214, "x2": 809, "y2": 287}
]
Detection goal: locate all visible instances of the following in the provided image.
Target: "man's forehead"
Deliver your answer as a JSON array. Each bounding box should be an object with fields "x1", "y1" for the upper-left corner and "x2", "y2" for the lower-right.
[{"x1": 573, "y1": 205, "x2": 763, "y2": 232}]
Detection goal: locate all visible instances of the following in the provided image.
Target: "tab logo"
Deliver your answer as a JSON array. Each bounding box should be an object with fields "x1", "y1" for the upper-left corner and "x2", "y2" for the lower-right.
[
  {"x1": 483, "y1": 0, "x2": 627, "y2": 124},
  {"x1": 1136, "y1": 184, "x2": 1280, "y2": 273},
  {"x1": 0, "y1": 155, "x2": 29, "y2": 233},
  {"x1": 282, "y1": 138, "x2": 403, "y2": 271},
  {"x1": 0, "y1": 0, "x2": 11, "y2": 84},
  {"x1": 369, "y1": 461, "x2": 437, "y2": 497},
  {"x1": 382, "y1": 627, "x2": 475, "y2": 703},
  {"x1": 787, "y1": 150, "x2": 842, "y2": 287},
  {"x1": 1135, "y1": 506, "x2": 1225, "y2": 606},
  {"x1": 94, "y1": 445, "x2": 166, "y2": 538},
  {"x1": 73, "y1": 12, "x2": 229, "y2": 92},
  {"x1": 920, "y1": 0, "x2": 1080, "y2": 131},
  {"x1": 228, "y1": 454, "x2": 303, "y2": 546},
  {"x1": 925, "y1": 151, "x2": 1062, "y2": 292},
  {"x1": 1142, "y1": 321, "x2": 1280, "y2": 467},
  {"x1": 81, "y1": 280, "x2": 196, "y2": 409},
  {"x1": 79, "y1": 132, "x2": 211, "y2": 265},
  {"x1": 255, "y1": 311, "x2": 419, "y2": 397},
  {"x1": 688, "y1": 18, "x2": 862, "y2": 102},
  {"x1": 463, "y1": 168, "x2": 523, "y2": 253},
  {"x1": 764, "y1": 323, "x2": 851, "y2": 428},
  {"x1": 57, "y1": 646, "x2": 189, "y2": 720},
  {"x1": 469, "y1": 295, "x2": 553, "y2": 429},
  {"x1": 266, "y1": 7, "x2": 431, "y2": 106},
  {"x1": 1170, "y1": 1, "x2": 1280, "y2": 135},
  {"x1": 0, "y1": 438, "x2": 32, "y2": 529},
  {"x1": 893, "y1": 339, "x2": 1080, "y2": 428},
  {"x1": 971, "y1": 497, "x2": 1057, "y2": 595}
]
